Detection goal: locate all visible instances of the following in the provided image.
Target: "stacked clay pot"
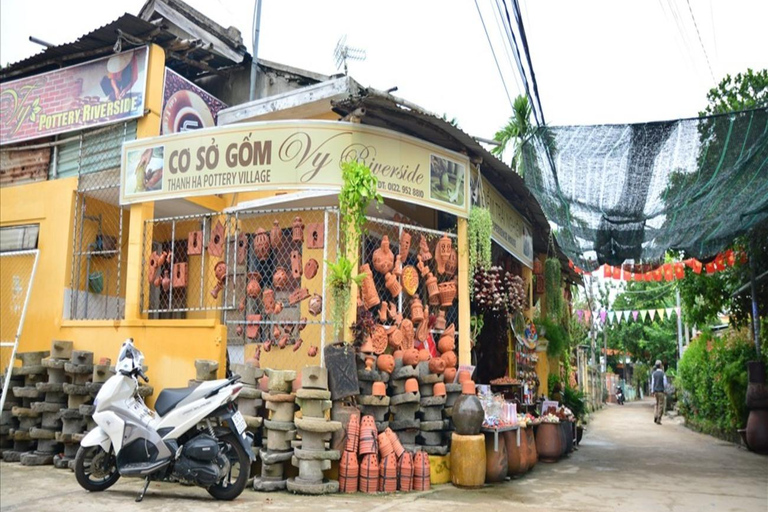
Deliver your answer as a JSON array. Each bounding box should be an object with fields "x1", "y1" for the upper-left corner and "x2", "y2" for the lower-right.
[{"x1": 339, "y1": 413, "x2": 360, "y2": 493}]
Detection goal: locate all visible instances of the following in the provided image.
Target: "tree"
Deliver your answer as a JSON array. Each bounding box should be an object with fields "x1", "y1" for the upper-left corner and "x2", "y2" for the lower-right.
[{"x1": 491, "y1": 95, "x2": 532, "y2": 175}]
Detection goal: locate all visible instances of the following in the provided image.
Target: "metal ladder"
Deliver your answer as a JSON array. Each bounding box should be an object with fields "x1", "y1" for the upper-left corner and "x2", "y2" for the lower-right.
[{"x1": 0, "y1": 249, "x2": 40, "y2": 412}]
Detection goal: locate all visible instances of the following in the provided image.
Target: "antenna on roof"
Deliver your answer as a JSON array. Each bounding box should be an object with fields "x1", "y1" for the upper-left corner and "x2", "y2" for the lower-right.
[{"x1": 333, "y1": 35, "x2": 366, "y2": 76}]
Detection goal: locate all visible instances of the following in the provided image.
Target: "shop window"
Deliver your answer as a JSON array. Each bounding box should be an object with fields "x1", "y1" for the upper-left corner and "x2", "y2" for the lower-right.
[
  {"x1": 67, "y1": 123, "x2": 134, "y2": 320},
  {"x1": 0, "y1": 224, "x2": 39, "y2": 252}
]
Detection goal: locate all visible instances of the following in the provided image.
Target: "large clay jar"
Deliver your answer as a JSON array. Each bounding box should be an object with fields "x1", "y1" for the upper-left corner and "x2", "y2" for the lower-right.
[
  {"x1": 339, "y1": 451, "x2": 359, "y2": 493},
  {"x1": 485, "y1": 431, "x2": 508, "y2": 483},
  {"x1": 273, "y1": 267, "x2": 289, "y2": 289},
  {"x1": 526, "y1": 427, "x2": 538, "y2": 468},
  {"x1": 428, "y1": 357, "x2": 446, "y2": 374},
  {"x1": 435, "y1": 235, "x2": 453, "y2": 274},
  {"x1": 402, "y1": 348, "x2": 420, "y2": 367},
  {"x1": 400, "y1": 230, "x2": 412, "y2": 256},
  {"x1": 426, "y1": 274, "x2": 440, "y2": 306},
  {"x1": 372, "y1": 235, "x2": 395, "y2": 274},
  {"x1": 438, "y1": 324, "x2": 456, "y2": 353},
  {"x1": 246, "y1": 272, "x2": 262, "y2": 298},
  {"x1": 535, "y1": 423, "x2": 563, "y2": 462},
  {"x1": 418, "y1": 235, "x2": 432, "y2": 262},
  {"x1": 410, "y1": 297, "x2": 424, "y2": 324},
  {"x1": 385, "y1": 272, "x2": 401, "y2": 297},
  {"x1": 412, "y1": 451, "x2": 431, "y2": 491},
  {"x1": 452, "y1": 380, "x2": 484, "y2": 435},
  {"x1": 504, "y1": 428, "x2": 528, "y2": 476},
  {"x1": 400, "y1": 319, "x2": 415, "y2": 349},
  {"x1": 745, "y1": 361, "x2": 768, "y2": 453},
  {"x1": 292, "y1": 216, "x2": 304, "y2": 242},
  {"x1": 360, "y1": 264, "x2": 380, "y2": 309},
  {"x1": 377, "y1": 354, "x2": 395, "y2": 374},
  {"x1": 253, "y1": 228, "x2": 270, "y2": 260},
  {"x1": 438, "y1": 280, "x2": 457, "y2": 307},
  {"x1": 270, "y1": 220, "x2": 282, "y2": 249}
]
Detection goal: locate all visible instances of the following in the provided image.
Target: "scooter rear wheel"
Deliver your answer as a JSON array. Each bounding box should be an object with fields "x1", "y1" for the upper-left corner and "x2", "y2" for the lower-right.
[
  {"x1": 207, "y1": 434, "x2": 250, "y2": 500},
  {"x1": 74, "y1": 445, "x2": 121, "y2": 492}
]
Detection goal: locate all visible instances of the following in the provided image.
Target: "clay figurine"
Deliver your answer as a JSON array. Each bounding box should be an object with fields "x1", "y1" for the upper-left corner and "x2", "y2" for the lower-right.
[
  {"x1": 253, "y1": 228, "x2": 271, "y2": 260},
  {"x1": 394, "y1": 254, "x2": 403, "y2": 277},
  {"x1": 435, "y1": 235, "x2": 453, "y2": 274},
  {"x1": 385, "y1": 272, "x2": 401, "y2": 298},
  {"x1": 292, "y1": 216, "x2": 304, "y2": 242},
  {"x1": 438, "y1": 324, "x2": 456, "y2": 353},
  {"x1": 372, "y1": 235, "x2": 395, "y2": 274},
  {"x1": 441, "y1": 350, "x2": 457, "y2": 368},
  {"x1": 172, "y1": 262, "x2": 188, "y2": 288},
  {"x1": 308, "y1": 294, "x2": 322, "y2": 316},
  {"x1": 434, "y1": 310, "x2": 446, "y2": 331},
  {"x1": 388, "y1": 327, "x2": 404, "y2": 350},
  {"x1": 273, "y1": 301, "x2": 284, "y2": 315},
  {"x1": 399, "y1": 230, "x2": 412, "y2": 256},
  {"x1": 417, "y1": 256, "x2": 431, "y2": 277},
  {"x1": 262, "y1": 289, "x2": 276, "y2": 314},
  {"x1": 379, "y1": 301, "x2": 389, "y2": 323},
  {"x1": 444, "y1": 248, "x2": 458, "y2": 278},
  {"x1": 210, "y1": 261, "x2": 227, "y2": 299},
  {"x1": 208, "y1": 220, "x2": 225, "y2": 257},
  {"x1": 429, "y1": 357, "x2": 446, "y2": 375},
  {"x1": 246, "y1": 272, "x2": 262, "y2": 298},
  {"x1": 400, "y1": 319, "x2": 415, "y2": 349},
  {"x1": 188, "y1": 231, "x2": 203, "y2": 255},
  {"x1": 401, "y1": 266, "x2": 419, "y2": 296},
  {"x1": 371, "y1": 325, "x2": 388, "y2": 355},
  {"x1": 410, "y1": 297, "x2": 424, "y2": 324},
  {"x1": 377, "y1": 354, "x2": 395, "y2": 374},
  {"x1": 438, "y1": 279, "x2": 457, "y2": 307},
  {"x1": 444, "y1": 367, "x2": 457, "y2": 383},
  {"x1": 270, "y1": 220, "x2": 282, "y2": 249},
  {"x1": 418, "y1": 235, "x2": 432, "y2": 262},
  {"x1": 416, "y1": 320, "x2": 429, "y2": 343},
  {"x1": 161, "y1": 270, "x2": 171, "y2": 292},
  {"x1": 307, "y1": 345, "x2": 318, "y2": 357},
  {"x1": 236, "y1": 232, "x2": 248, "y2": 264},
  {"x1": 273, "y1": 267, "x2": 289, "y2": 289},
  {"x1": 426, "y1": 274, "x2": 440, "y2": 305},
  {"x1": 304, "y1": 258, "x2": 319, "y2": 279},
  {"x1": 402, "y1": 348, "x2": 420, "y2": 367},
  {"x1": 360, "y1": 264, "x2": 380, "y2": 309},
  {"x1": 290, "y1": 250, "x2": 302, "y2": 279},
  {"x1": 293, "y1": 338, "x2": 303, "y2": 352}
]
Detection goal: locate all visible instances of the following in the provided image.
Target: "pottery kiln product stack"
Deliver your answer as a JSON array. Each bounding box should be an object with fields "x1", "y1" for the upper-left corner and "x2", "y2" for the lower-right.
[
  {"x1": 287, "y1": 366, "x2": 341, "y2": 494},
  {"x1": 230, "y1": 363, "x2": 264, "y2": 447},
  {"x1": 388, "y1": 373, "x2": 421, "y2": 453},
  {"x1": 0, "y1": 372, "x2": 23, "y2": 457},
  {"x1": 356, "y1": 353, "x2": 391, "y2": 432},
  {"x1": 189, "y1": 359, "x2": 219, "y2": 386},
  {"x1": 338, "y1": 412, "x2": 360, "y2": 493},
  {"x1": 6, "y1": 351, "x2": 49, "y2": 462},
  {"x1": 253, "y1": 369, "x2": 296, "y2": 492},
  {"x1": 55, "y1": 350, "x2": 94, "y2": 468},
  {"x1": 416, "y1": 361, "x2": 449, "y2": 455},
  {"x1": 23, "y1": 342, "x2": 71, "y2": 466}
]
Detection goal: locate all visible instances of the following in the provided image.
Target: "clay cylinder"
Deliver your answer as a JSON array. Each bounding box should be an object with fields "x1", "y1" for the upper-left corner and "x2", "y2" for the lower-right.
[
  {"x1": 426, "y1": 275, "x2": 440, "y2": 306},
  {"x1": 450, "y1": 433, "x2": 486, "y2": 488}
]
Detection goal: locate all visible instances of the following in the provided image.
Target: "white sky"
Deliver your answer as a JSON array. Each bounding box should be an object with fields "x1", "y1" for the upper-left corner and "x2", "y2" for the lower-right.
[{"x1": 2, "y1": 0, "x2": 767, "y2": 141}]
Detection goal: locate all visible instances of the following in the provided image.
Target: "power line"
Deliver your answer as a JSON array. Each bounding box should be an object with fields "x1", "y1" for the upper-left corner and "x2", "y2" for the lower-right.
[
  {"x1": 685, "y1": 0, "x2": 717, "y2": 85},
  {"x1": 474, "y1": 0, "x2": 515, "y2": 110}
]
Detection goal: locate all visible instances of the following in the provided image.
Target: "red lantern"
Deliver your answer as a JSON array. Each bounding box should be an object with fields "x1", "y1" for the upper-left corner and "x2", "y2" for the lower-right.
[
  {"x1": 692, "y1": 259, "x2": 703, "y2": 274},
  {"x1": 612, "y1": 266, "x2": 621, "y2": 280},
  {"x1": 604, "y1": 265, "x2": 611, "y2": 278},
  {"x1": 654, "y1": 269, "x2": 663, "y2": 282},
  {"x1": 663, "y1": 264, "x2": 674, "y2": 281},
  {"x1": 726, "y1": 249, "x2": 736, "y2": 266},
  {"x1": 674, "y1": 262, "x2": 685, "y2": 279},
  {"x1": 705, "y1": 261, "x2": 716, "y2": 274}
]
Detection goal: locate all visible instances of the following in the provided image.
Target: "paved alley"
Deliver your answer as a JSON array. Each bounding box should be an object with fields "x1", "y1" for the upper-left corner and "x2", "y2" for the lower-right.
[{"x1": 1, "y1": 399, "x2": 766, "y2": 512}]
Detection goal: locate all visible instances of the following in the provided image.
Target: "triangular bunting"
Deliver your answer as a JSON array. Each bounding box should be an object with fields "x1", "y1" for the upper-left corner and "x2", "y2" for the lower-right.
[
  {"x1": 657, "y1": 308, "x2": 665, "y2": 321},
  {"x1": 632, "y1": 310, "x2": 639, "y2": 321},
  {"x1": 623, "y1": 310, "x2": 630, "y2": 322},
  {"x1": 666, "y1": 307, "x2": 674, "y2": 318},
  {"x1": 600, "y1": 310, "x2": 607, "y2": 323},
  {"x1": 649, "y1": 309, "x2": 657, "y2": 321},
  {"x1": 608, "y1": 311, "x2": 615, "y2": 324},
  {"x1": 641, "y1": 310, "x2": 648, "y2": 321}
]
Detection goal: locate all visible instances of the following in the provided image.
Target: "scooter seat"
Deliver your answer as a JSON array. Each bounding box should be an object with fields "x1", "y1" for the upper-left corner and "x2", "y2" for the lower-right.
[{"x1": 155, "y1": 386, "x2": 197, "y2": 417}]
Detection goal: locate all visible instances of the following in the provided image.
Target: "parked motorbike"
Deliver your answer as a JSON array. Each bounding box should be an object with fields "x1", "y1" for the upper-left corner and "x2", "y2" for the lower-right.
[
  {"x1": 615, "y1": 386, "x2": 625, "y2": 405},
  {"x1": 74, "y1": 338, "x2": 254, "y2": 502}
]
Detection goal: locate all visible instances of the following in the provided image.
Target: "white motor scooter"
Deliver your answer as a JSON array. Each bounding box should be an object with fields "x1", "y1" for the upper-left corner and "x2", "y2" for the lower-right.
[{"x1": 75, "y1": 338, "x2": 254, "y2": 502}]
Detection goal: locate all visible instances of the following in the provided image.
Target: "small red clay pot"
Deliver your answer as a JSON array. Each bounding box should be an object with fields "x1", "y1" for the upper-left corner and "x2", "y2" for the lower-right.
[
  {"x1": 339, "y1": 450, "x2": 359, "y2": 493},
  {"x1": 372, "y1": 381, "x2": 387, "y2": 397},
  {"x1": 405, "y1": 378, "x2": 419, "y2": 394},
  {"x1": 412, "y1": 451, "x2": 431, "y2": 491},
  {"x1": 398, "y1": 451, "x2": 414, "y2": 491},
  {"x1": 458, "y1": 370, "x2": 472, "y2": 384},
  {"x1": 444, "y1": 367, "x2": 457, "y2": 383},
  {"x1": 433, "y1": 382, "x2": 447, "y2": 396},
  {"x1": 379, "y1": 454, "x2": 398, "y2": 493},
  {"x1": 461, "y1": 380, "x2": 476, "y2": 395},
  {"x1": 359, "y1": 454, "x2": 380, "y2": 494}
]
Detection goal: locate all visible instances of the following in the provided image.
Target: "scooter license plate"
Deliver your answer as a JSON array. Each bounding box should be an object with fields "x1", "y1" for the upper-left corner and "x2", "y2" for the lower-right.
[{"x1": 231, "y1": 411, "x2": 247, "y2": 434}]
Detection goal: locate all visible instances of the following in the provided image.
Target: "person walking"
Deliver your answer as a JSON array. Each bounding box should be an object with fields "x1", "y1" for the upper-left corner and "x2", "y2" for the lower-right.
[{"x1": 651, "y1": 360, "x2": 667, "y2": 424}]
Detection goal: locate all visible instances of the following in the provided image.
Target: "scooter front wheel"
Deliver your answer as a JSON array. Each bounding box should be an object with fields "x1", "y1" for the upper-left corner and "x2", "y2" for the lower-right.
[{"x1": 74, "y1": 445, "x2": 121, "y2": 492}]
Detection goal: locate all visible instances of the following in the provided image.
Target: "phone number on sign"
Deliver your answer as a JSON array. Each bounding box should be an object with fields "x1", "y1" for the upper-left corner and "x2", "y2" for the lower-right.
[{"x1": 379, "y1": 181, "x2": 424, "y2": 198}]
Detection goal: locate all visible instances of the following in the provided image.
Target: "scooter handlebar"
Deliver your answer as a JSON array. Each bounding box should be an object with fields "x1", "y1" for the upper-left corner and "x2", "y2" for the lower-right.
[{"x1": 138, "y1": 369, "x2": 149, "y2": 383}]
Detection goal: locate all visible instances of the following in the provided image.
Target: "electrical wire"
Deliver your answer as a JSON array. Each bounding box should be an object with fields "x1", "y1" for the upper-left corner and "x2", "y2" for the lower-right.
[
  {"x1": 685, "y1": 0, "x2": 717, "y2": 85},
  {"x1": 474, "y1": 0, "x2": 515, "y2": 110}
]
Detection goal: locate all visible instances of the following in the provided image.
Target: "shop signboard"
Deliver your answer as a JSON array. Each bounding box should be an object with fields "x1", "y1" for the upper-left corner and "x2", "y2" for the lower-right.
[
  {"x1": 472, "y1": 171, "x2": 533, "y2": 268},
  {"x1": 120, "y1": 120, "x2": 470, "y2": 217},
  {"x1": 1, "y1": 47, "x2": 148, "y2": 145},
  {"x1": 161, "y1": 68, "x2": 227, "y2": 134}
]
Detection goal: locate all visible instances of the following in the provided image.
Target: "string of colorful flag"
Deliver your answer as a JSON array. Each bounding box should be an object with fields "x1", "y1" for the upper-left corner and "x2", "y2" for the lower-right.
[
  {"x1": 576, "y1": 307, "x2": 681, "y2": 325},
  {"x1": 567, "y1": 249, "x2": 747, "y2": 280}
]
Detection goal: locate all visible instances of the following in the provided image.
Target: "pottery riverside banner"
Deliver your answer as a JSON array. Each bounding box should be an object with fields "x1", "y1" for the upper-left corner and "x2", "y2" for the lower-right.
[
  {"x1": 0, "y1": 47, "x2": 148, "y2": 145},
  {"x1": 120, "y1": 120, "x2": 470, "y2": 216},
  {"x1": 161, "y1": 68, "x2": 227, "y2": 134}
]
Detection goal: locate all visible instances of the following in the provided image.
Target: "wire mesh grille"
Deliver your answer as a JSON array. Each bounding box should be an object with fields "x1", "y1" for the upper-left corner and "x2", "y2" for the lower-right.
[
  {"x1": 0, "y1": 250, "x2": 38, "y2": 375},
  {"x1": 361, "y1": 217, "x2": 459, "y2": 343},
  {"x1": 68, "y1": 123, "x2": 130, "y2": 320}
]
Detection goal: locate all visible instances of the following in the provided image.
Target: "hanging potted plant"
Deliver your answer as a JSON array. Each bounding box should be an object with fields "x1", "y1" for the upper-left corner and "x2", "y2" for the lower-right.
[
  {"x1": 468, "y1": 205, "x2": 493, "y2": 289},
  {"x1": 325, "y1": 160, "x2": 382, "y2": 400}
]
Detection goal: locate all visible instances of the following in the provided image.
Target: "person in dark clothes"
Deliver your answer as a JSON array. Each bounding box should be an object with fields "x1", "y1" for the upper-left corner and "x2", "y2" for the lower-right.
[{"x1": 651, "y1": 360, "x2": 667, "y2": 424}]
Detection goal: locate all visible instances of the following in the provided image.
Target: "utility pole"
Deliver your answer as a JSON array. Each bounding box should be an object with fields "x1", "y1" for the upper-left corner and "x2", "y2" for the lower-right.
[
  {"x1": 249, "y1": 0, "x2": 263, "y2": 102},
  {"x1": 676, "y1": 288, "x2": 683, "y2": 363}
]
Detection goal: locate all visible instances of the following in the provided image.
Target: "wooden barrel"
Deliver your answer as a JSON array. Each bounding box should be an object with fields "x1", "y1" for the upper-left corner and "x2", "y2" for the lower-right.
[
  {"x1": 450, "y1": 433, "x2": 486, "y2": 488},
  {"x1": 484, "y1": 432, "x2": 508, "y2": 483}
]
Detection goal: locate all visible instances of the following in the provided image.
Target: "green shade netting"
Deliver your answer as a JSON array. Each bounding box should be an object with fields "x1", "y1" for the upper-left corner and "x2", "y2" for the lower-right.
[{"x1": 522, "y1": 108, "x2": 768, "y2": 271}]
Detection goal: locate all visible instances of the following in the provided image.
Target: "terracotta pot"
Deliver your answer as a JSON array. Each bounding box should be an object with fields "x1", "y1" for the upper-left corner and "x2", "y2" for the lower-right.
[
  {"x1": 398, "y1": 451, "x2": 414, "y2": 491},
  {"x1": 458, "y1": 370, "x2": 472, "y2": 384},
  {"x1": 526, "y1": 426, "x2": 538, "y2": 467},
  {"x1": 746, "y1": 361, "x2": 768, "y2": 409},
  {"x1": 339, "y1": 451, "x2": 359, "y2": 493},
  {"x1": 385, "y1": 428, "x2": 405, "y2": 459},
  {"x1": 360, "y1": 264, "x2": 380, "y2": 309},
  {"x1": 346, "y1": 413, "x2": 361, "y2": 452},
  {"x1": 405, "y1": 378, "x2": 419, "y2": 394},
  {"x1": 373, "y1": 235, "x2": 395, "y2": 275},
  {"x1": 535, "y1": 423, "x2": 563, "y2": 462},
  {"x1": 208, "y1": 220, "x2": 225, "y2": 257},
  {"x1": 745, "y1": 409, "x2": 768, "y2": 454},
  {"x1": 272, "y1": 267, "x2": 288, "y2": 290},
  {"x1": 187, "y1": 231, "x2": 203, "y2": 255},
  {"x1": 161, "y1": 270, "x2": 171, "y2": 292},
  {"x1": 371, "y1": 325, "x2": 388, "y2": 355},
  {"x1": 444, "y1": 367, "x2": 457, "y2": 383},
  {"x1": 246, "y1": 314, "x2": 261, "y2": 339},
  {"x1": 246, "y1": 272, "x2": 261, "y2": 298},
  {"x1": 485, "y1": 431, "x2": 508, "y2": 483},
  {"x1": 400, "y1": 319, "x2": 415, "y2": 350},
  {"x1": 410, "y1": 297, "x2": 425, "y2": 324},
  {"x1": 434, "y1": 382, "x2": 447, "y2": 396},
  {"x1": 385, "y1": 272, "x2": 401, "y2": 298},
  {"x1": 429, "y1": 357, "x2": 446, "y2": 374},
  {"x1": 438, "y1": 326, "x2": 455, "y2": 353},
  {"x1": 438, "y1": 280, "x2": 457, "y2": 307},
  {"x1": 377, "y1": 354, "x2": 395, "y2": 374},
  {"x1": 417, "y1": 235, "x2": 432, "y2": 262},
  {"x1": 441, "y1": 351, "x2": 457, "y2": 369},
  {"x1": 378, "y1": 432, "x2": 394, "y2": 459},
  {"x1": 402, "y1": 265, "x2": 419, "y2": 296},
  {"x1": 504, "y1": 429, "x2": 528, "y2": 476},
  {"x1": 361, "y1": 337, "x2": 375, "y2": 354},
  {"x1": 364, "y1": 355, "x2": 376, "y2": 371},
  {"x1": 359, "y1": 416, "x2": 378, "y2": 456},
  {"x1": 417, "y1": 348, "x2": 431, "y2": 362},
  {"x1": 400, "y1": 230, "x2": 412, "y2": 256},
  {"x1": 426, "y1": 274, "x2": 440, "y2": 306},
  {"x1": 453, "y1": 381, "x2": 483, "y2": 435},
  {"x1": 308, "y1": 294, "x2": 322, "y2": 316},
  {"x1": 435, "y1": 235, "x2": 453, "y2": 275},
  {"x1": 403, "y1": 348, "x2": 420, "y2": 367},
  {"x1": 434, "y1": 310, "x2": 447, "y2": 331},
  {"x1": 292, "y1": 216, "x2": 304, "y2": 242},
  {"x1": 304, "y1": 258, "x2": 319, "y2": 279},
  {"x1": 270, "y1": 220, "x2": 282, "y2": 249},
  {"x1": 412, "y1": 451, "x2": 431, "y2": 491},
  {"x1": 253, "y1": 228, "x2": 270, "y2": 260},
  {"x1": 359, "y1": 454, "x2": 380, "y2": 493},
  {"x1": 379, "y1": 453, "x2": 398, "y2": 493},
  {"x1": 236, "y1": 232, "x2": 248, "y2": 264}
]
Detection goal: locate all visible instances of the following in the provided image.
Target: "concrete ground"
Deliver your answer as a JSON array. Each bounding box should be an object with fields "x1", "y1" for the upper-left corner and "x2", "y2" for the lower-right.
[{"x1": 1, "y1": 399, "x2": 766, "y2": 512}]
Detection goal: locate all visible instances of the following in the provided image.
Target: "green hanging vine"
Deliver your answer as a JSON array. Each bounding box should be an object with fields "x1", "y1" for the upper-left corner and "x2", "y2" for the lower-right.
[
  {"x1": 468, "y1": 205, "x2": 493, "y2": 275},
  {"x1": 544, "y1": 257, "x2": 564, "y2": 322}
]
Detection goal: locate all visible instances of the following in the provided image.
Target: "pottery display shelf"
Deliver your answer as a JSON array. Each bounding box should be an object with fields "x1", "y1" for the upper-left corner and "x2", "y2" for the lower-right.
[
  {"x1": 6, "y1": 351, "x2": 50, "y2": 463},
  {"x1": 416, "y1": 362, "x2": 449, "y2": 455},
  {"x1": 230, "y1": 363, "x2": 264, "y2": 448},
  {"x1": 287, "y1": 366, "x2": 342, "y2": 495},
  {"x1": 356, "y1": 353, "x2": 391, "y2": 432},
  {"x1": 481, "y1": 424, "x2": 521, "y2": 452},
  {"x1": 388, "y1": 359, "x2": 422, "y2": 453},
  {"x1": 253, "y1": 369, "x2": 297, "y2": 492}
]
